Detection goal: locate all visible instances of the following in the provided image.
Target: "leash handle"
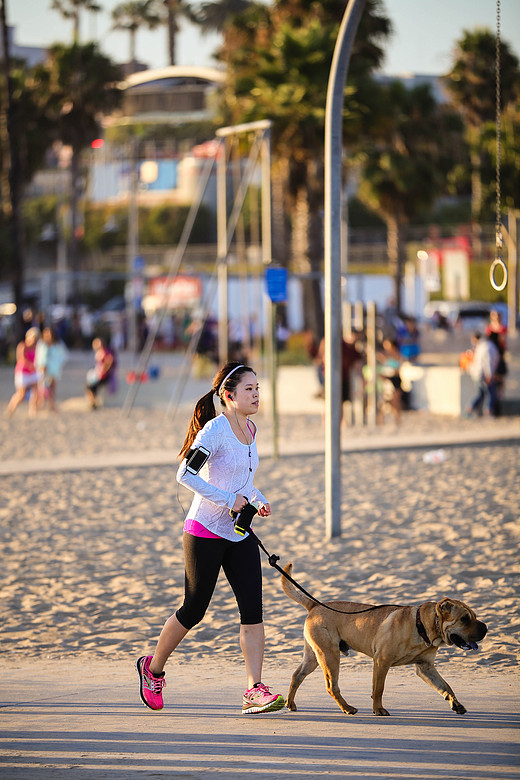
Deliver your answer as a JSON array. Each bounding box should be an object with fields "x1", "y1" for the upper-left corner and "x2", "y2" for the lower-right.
[{"x1": 250, "y1": 531, "x2": 403, "y2": 616}]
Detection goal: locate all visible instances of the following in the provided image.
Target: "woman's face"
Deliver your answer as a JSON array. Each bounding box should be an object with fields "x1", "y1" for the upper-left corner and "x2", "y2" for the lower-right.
[{"x1": 226, "y1": 371, "x2": 259, "y2": 415}]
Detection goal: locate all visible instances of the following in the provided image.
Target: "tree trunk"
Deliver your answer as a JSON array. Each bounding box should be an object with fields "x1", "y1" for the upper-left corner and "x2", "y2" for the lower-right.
[
  {"x1": 165, "y1": 1, "x2": 178, "y2": 65},
  {"x1": 73, "y1": 11, "x2": 80, "y2": 43},
  {"x1": 291, "y1": 184, "x2": 324, "y2": 341},
  {"x1": 0, "y1": 0, "x2": 24, "y2": 340},
  {"x1": 271, "y1": 160, "x2": 289, "y2": 266},
  {"x1": 291, "y1": 187, "x2": 310, "y2": 274},
  {"x1": 387, "y1": 214, "x2": 403, "y2": 312},
  {"x1": 470, "y1": 146, "x2": 482, "y2": 260},
  {"x1": 69, "y1": 146, "x2": 81, "y2": 342},
  {"x1": 130, "y1": 29, "x2": 137, "y2": 68}
]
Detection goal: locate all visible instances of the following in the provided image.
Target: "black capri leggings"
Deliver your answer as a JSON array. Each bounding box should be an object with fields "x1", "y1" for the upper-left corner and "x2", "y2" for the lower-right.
[{"x1": 176, "y1": 532, "x2": 263, "y2": 630}]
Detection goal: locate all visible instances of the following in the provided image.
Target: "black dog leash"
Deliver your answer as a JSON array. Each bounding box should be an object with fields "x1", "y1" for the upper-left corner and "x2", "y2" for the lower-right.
[
  {"x1": 232, "y1": 502, "x2": 403, "y2": 616},
  {"x1": 249, "y1": 528, "x2": 404, "y2": 617}
]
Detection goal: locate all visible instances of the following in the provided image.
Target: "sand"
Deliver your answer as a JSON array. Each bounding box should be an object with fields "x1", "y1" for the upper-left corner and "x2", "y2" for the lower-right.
[
  {"x1": 0, "y1": 349, "x2": 519, "y2": 778},
  {"x1": 0, "y1": 415, "x2": 518, "y2": 672}
]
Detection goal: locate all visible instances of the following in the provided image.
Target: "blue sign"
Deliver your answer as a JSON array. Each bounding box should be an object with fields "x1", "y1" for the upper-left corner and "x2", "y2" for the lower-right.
[
  {"x1": 133, "y1": 255, "x2": 145, "y2": 273},
  {"x1": 265, "y1": 266, "x2": 288, "y2": 303}
]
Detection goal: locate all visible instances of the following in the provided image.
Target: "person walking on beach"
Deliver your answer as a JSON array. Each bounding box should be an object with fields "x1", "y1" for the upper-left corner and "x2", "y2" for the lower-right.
[
  {"x1": 466, "y1": 331, "x2": 500, "y2": 417},
  {"x1": 85, "y1": 338, "x2": 115, "y2": 409},
  {"x1": 35, "y1": 326, "x2": 68, "y2": 412},
  {"x1": 485, "y1": 309, "x2": 508, "y2": 415},
  {"x1": 136, "y1": 361, "x2": 285, "y2": 715},
  {"x1": 5, "y1": 327, "x2": 40, "y2": 418}
]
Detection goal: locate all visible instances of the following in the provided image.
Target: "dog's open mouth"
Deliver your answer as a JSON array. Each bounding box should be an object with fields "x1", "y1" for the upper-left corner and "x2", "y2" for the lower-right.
[{"x1": 450, "y1": 633, "x2": 479, "y2": 650}]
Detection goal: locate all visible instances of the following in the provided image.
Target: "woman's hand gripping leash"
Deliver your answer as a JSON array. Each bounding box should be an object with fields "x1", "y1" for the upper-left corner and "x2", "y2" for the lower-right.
[{"x1": 230, "y1": 500, "x2": 271, "y2": 537}]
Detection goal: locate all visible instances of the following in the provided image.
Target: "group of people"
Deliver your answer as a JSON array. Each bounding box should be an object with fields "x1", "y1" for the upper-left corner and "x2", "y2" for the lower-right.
[
  {"x1": 5, "y1": 323, "x2": 117, "y2": 416},
  {"x1": 5, "y1": 325, "x2": 68, "y2": 418},
  {"x1": 310, "y1": 330, "x2": 406, "y2": 426}
]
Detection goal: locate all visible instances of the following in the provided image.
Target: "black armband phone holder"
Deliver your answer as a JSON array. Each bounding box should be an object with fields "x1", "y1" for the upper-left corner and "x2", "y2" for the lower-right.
[{"x1": 185, "y1": 446, "x2": 210, "y2": 474}]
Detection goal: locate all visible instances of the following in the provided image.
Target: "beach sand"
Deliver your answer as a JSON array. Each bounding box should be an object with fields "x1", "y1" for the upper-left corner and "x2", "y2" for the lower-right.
[
  {"x1": 0, "y1": 352, "x2": 519, "y2": 778},
  {"x1": 0, "y1": 415, "x2": 518, "y2": 672}
]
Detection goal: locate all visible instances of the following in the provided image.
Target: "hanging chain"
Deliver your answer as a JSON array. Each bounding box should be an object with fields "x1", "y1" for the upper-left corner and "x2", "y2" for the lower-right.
[
  {"x1": 495, "y1": 0, "x2": 502, "y2": 248},
  {"x1": 490, "y1": 0, "x2": 508, "y2": 291}
]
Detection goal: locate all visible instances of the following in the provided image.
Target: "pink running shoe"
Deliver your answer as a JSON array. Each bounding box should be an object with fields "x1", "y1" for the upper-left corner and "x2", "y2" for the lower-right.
[
  {"x1": 242, "y1": 683, "x2": 285, "y2": 714},
  {"x1": 136, "y1": 655, "x2": 166, "y2": 710}
]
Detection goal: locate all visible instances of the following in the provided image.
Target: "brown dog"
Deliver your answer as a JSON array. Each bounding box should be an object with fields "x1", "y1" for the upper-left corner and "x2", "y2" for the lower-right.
[{"x1": 282, "y1": 563, "x2": 487, "y2": 716}]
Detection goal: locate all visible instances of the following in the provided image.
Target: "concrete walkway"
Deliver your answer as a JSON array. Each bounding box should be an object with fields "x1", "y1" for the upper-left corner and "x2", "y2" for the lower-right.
[{"x1": 1, "y1": 660, "x2": 519, "y2": 779}]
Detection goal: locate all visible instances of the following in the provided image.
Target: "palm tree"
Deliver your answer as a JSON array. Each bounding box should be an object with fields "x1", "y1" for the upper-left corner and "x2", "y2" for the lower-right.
[
  {"x1": 445, "y1": 29, "x2": 519, "y2": 250},
  {"x1": 358, "y1": 81, "x2": 463, "y2": 310},
  {"x1": 50, "y1": 0, "x2": 101, "y2": 43},
  {"x1": 112, "y1": 0, "x2": 162, "y2": 68},
  {"x1": 217, "y1": 0, "x2": 391, "y2": 339},
  {"x1": 162, "y1": 0, "x2": 198, "y2": 65},
  {"x1": 195, "y1": 0, "x2": 252, "y2": 33},
  {"x1": 34, "y1": 42, "x2": 123, "y2": 312}
]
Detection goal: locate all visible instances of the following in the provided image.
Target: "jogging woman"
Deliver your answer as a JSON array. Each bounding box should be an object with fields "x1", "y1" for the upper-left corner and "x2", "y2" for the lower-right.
[{"x1": 136, "y1": 361, "x2": 284, "y2": 715}]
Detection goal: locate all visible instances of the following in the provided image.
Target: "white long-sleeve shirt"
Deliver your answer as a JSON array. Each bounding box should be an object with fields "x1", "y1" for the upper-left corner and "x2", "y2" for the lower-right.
[
  {"x1": 176, "y1": 413, "x2": 267, "y2": 542},
  {"x1": 469, "y1": 338, "x2": 500, "y2": 383}
]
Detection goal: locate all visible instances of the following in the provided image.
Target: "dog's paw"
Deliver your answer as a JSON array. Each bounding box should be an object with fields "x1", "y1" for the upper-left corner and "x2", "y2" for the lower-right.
[
  {"x1": 373, "y1": 707, "x2": 390, "y2": 716},
  {"x1": 343, "y1": 705, "x2": 358, "y2": 715},
  {"x1": 286, "y1": 701, "x2": 297, "y2": 712},
  {"x1": 451, "y1": 700, "x2": 467, "y2": 715}
]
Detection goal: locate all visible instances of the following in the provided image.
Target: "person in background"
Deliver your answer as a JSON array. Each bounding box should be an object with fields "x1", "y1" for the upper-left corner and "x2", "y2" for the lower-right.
[
  {"x1": 377, "y1": 338, "x2": 402, "y2": 425},
  {"x1": 5, "y1": 327, "x2": 40, "y2": 418},
  {"x1": 485, "y1": 310, "x2": 507, "y2": 415},
  {"x1": 465, "y1": 332, "x2": 500, "y2": 418},
  {"x1": 85, "y1": 337, "x2": 115, "y2": 410},
  {"x1": 35, "y1": 326, "x2": 68, "y2": 412}
]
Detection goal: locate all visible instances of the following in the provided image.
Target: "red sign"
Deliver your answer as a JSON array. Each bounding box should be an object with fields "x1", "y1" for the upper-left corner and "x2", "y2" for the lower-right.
[{"x1": 147, "y1": 275, "x2": 202, "y2": 309}]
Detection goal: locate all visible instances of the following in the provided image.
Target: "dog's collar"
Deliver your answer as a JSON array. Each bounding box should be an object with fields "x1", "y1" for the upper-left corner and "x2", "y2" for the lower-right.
[{"x1": 416, "y1": 607, "x2": 432, "y2": 646}]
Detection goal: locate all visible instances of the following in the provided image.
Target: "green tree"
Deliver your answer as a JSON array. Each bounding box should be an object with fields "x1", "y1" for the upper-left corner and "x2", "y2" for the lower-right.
[
  {"x1": 112, "y1": 0, "x2": 162, "y2": 67},
  {"x1": 445, "y1": 29, "x2": 519, "y2": 243},
  {"x1": 358, "y1": 81, "x2": 463, "y2": 310},
  {"x1": 218, "y1": 0, "x2": 391, "y2": 339},
  {"x1": 195, "y1": 0, "x2": 252, "y2": 33},
  {"x1": 50, "y1": 0, "x2": 101, "y2": 43},
  {"x1": 0, "y1": 55, "x2": 57, "y2": 315},
  {"x1": 33, "y1": 43, "x2": 123, "y2": 310}
]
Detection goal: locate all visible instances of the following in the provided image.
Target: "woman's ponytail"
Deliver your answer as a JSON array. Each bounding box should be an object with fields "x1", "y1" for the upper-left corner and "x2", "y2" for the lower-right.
[{"x1": 178, "y1": 389, "x2": 216, "y2": 459}]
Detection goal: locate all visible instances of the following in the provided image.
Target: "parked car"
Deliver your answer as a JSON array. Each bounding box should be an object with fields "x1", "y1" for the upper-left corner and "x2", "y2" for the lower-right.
[{"x1": 424, "y1": 301, "x2": 508, "y2": 332}]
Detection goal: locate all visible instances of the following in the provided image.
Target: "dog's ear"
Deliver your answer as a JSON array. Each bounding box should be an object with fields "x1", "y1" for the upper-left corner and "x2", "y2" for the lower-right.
[{"x1": 437, "y1": 598, "x2": 455, "y2": 615}]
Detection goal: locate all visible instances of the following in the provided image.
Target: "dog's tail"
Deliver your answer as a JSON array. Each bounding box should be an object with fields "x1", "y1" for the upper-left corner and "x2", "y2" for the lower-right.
[{"x1": 281, "y1": 562, "x2": 316, "y2": 612}]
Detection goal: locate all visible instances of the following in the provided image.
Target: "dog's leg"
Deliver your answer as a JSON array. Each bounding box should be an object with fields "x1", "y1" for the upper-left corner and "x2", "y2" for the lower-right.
[
  {"x1": 372, "y1": 659, "x2": 391, "y2": 715},
  {"x1": 286, "y1": 639, "x2": 319, "y2": 712},
  {"x1": 415, "y1": 661, "x2": 467, "y2": 714},
  {"x1": 312, "y1": 643, "x2": 358, "y2": 715}
]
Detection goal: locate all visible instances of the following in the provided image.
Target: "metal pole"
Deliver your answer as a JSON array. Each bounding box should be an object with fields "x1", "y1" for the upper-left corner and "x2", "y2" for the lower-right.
[
  {"x1": 366, "y1": 300, "x2": 377, "y2": 427},
  {"x1": 217, "y1": 137, "x2": 228, "y2": 364},
  {"x1": 324, "y1": 0, "x2": 366, "y2": 539},
  {"x1": 127, "y1": 140, "x2": 139, "y2": 355},
  {"x1": 507, "y1": 208, "x2": 518, "y2": 337},
  {"x1": 260, "y1": 127, "x2": 278, "y2": 460}
]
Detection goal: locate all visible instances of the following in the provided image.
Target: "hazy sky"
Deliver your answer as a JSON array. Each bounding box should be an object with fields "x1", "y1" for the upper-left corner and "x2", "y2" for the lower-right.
[{"x1": 7, "y1": 0, "x2": 520, "y2": 75}]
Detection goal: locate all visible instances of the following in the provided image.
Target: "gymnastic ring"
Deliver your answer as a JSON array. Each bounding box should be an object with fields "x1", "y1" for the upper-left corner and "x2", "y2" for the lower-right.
[{"x1": 490, "y1": 258, "x2": 508, "y2": 292}]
